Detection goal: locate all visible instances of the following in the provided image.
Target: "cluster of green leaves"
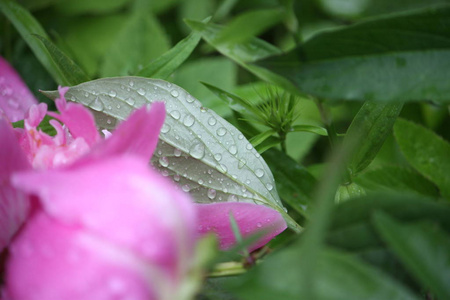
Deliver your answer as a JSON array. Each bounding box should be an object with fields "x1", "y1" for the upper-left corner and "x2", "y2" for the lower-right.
[{"x1": 2, "y1": 0, "x2": 450, "y2": 299}]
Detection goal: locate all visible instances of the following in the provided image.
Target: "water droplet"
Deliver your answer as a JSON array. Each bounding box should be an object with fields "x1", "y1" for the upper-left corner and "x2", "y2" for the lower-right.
[
  {"x1": 228, "y1": 194, "x2": 238, "y2": 202},
  {"x1": 245, "y1": 179, "x2": 251, "y2": 185},
  {"x1": 90, "y1": 97, "x2": 104, "y2": 111},
  {"x1": 137, "y1": 88, "x2": 146, "y2": 96},
  {"x1": 174, "y1": 148, "x2": 182, "y2": 157},
  {"x1": 161, "y1": 170, "x2": 169, "y2": 177},
  {"x1": 186, "y1": 95, "x2": 194, "y2": 103},
  {"x1": 159, "y1": 157, "x2": 169, "y2": 167},
  {"x1": 246, "y1": 143, "x2": 252, "y2": 150},
  {"x1": 129, "y1": 80, "x2": 135, "y2": 87},
  {"x1": 207, "y1": 169, "x2": 213, "y2": 175},
  {"x1": 200, "y1": 107, "x2": 207, "y2": 113},
  {"x1": 238, "y1": 159, "x2": 246, "y2": 169},
  {"x1": 116, "y1": 104, "x2": 121, "y2": 109},
  {"x1": 256, "y1": 222, "x2": 262, "y2": 228},
  {"x1": 214, "y1": 154, "x2": 222, "y2": 161},
  {"x1": 125, "y1": 97, "x2": 135, "y2": 105},
  {"x1": 198, "y1": 179, "x2": 204, "y2": 184},
  {"x1": 170, "y1": 110, "x2": 181, "y2": 120},
  {"x1": 217, "y1": 164, "x2": 227, "y2": 173},
  {"x1": 170, "y1": 90, "x2": 179, "y2": 97},
  {"x1": 182, "y1": 184, "x2": 190, "y2": 192},
  {"x1": 208, "y1": 117, "x2": 217, "y2": 126},
  {"x1": 106, "y1": 118, "x2": 112, "y2": 125},
  {"x1": 174, "y1": 174, "x2": 180, "y2": 182},
  {"x1": 109, "y1": 90, "x2": 117, "y2": 97},
  {"x1": 229, "y1": 145, "x2": 237, "y2": 155},
  {"x1": 207, "y1": 189, "x2": 216, "y2": 199},
  {"x1": 255, "y1": 169, "x2": 264, "y2": 178},
  {"x1": 266, "y1": 183, "x2": 273, "y2": 191},
  {"x1": 216, "y1": 127, "x2": 227, "y2": 136},
  {"x1": 183, "y1": 114, "x2": 195, "y2": 127},
  {"x1": 189, "y1": 143, "x2": 205, "y2": 159},
  {"x1": 161, "y1": 123, "x2": 170, "y2": 133},
  {"x1": 238, "y1": 134, "x2": 244, "y2": 140},
  {"x1": 167, "y1": 82, "x2": 172, "y2": 88},
  {"x1": 84, "y1": 92, "x2": 89, "y2": 97}
]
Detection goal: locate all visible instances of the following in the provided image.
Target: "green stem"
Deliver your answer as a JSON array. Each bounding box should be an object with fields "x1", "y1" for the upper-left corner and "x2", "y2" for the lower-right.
[
  {"x1": 279, "y1": 131, "x2": 287, "y2": 154},
  {"x1": 209, "y1": 262, "x2": 248, "y2": 277}
]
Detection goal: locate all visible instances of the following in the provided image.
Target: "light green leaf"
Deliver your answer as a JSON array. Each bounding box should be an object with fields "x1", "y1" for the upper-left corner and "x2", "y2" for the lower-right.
[
  {"x1": 215, "y1": 8, "x2": 285, "y2": 44},
  {"x1": 54, "y1": 0, "x2": 130, "y2": 15},
  {"x1": 33, "y1": 35, "x2": 90, "y2": 85},
  {"x1": 373, "y1": 212, "x2": 450, "y2": 300},
  {"x1": 0, "y1": 0, "x2": 65, "y2": 84},
  {"x1": 136, "y1": 31, "x2": 201, "y2": 79},
  {"x1": 100, "y1": 11, "x2": 170, "y2": 77},
  {"x1": 250, "y1": 129, "x2": 277, "y2": 147},
  {"x1": 257, "y1": 5, "x2": 450, "y2": 102},
  {"x1": 42, "y1": 77, "x2": 299, "y2": 232},
  {"x1": 394, "y1": 118, "x2": 450, "y2": 199},
  {"x1": 345, "y1": 102, "x2": 403, "y2": 175},
  {"x1": 185, "y1": 19, "x2": 301, "y2": 96},
  {"x1": 291, "y1": 124, "x2": 328, "y2": 136}
]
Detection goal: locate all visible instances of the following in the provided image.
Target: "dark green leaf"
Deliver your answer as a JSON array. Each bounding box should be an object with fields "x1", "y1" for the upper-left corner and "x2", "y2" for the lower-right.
[
  {"x1": 136, "y1": 31, "x2": 201, "y2": 79},
  {"x1": 355, "y1": 165, "x2": 439, "y2": 198},
  {"x1": 373, "y1": 212, "x2": 450, "y2": 299},
  {"x1": 345, "y1": 102, "x2": 403, "y2": 175},
  {"x1": 263, "y1": 149, "x2": 317, "y2": 216},
  {"x1": 394, "y1": 118, "x2": 450, "y2": 199},
  {"x1": 257, "y1": 5, "x2": 450, "y2": 102},
  {"x1": 54, "y1": 0, "x2": 130, "y2": 15},
  {"x1": 0, "y1": 0, "x2": 66, "y2": 84},
  {"x1": 33, "y1": 35, "x2": 89, "y2": 85}
]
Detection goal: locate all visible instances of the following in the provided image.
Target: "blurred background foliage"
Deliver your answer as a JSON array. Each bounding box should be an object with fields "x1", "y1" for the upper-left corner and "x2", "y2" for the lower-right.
[{"x1": 1, "y1": 0, "x2": 450, "y2": 299}]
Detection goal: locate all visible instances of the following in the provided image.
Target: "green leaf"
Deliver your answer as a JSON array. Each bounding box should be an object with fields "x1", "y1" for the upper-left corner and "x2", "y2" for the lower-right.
[
  {"x1": 185, "y1": 19, "x2": 301, "y2": 96},
  {"x1": 33, "y1": 35, "x2": 90, "y2": 85},
  {"x1": 394, "y1": 118, "x2": 450, "y2": 199},
  {"x1": 100, "y1": 11, "x2": 170, "y2": 77},
  {"x1": 345, "y1": 102, "x2": 403, "y2": 175},
  {"x1": 201, "y1": 82, "x2": 256, "y2": 115},
  {"x1": 42, "y1": 77, "x2": 300, "y2": 232},
  {"x1": 0, "y1": 0, "x2": 66, "y2": 84},
  {"x1": 215, "y1": 8, "x2": 285, "y2": 44},
  {"x1": 54, "y1": 0, "x2": 130, "y2": 15},
  {"x1": 263, "y1": 149, "x2": 317, "y2": 216},
  {"x1": 373, "y1": 212, "x2": 450, "y2": 300},
  {"x1": 231, "y1": 247, "x2": 419, "y2": 300},
  {"x1": 355, "y1": 165, "x2": 439, "y2": 198},
  {"x1": 291, "y1": 124, "x2": 328, "y2": 136},
  {"x1": 249, "y1": 129, "x2": 277, "y2": 147},
  {"x1": 136, "y1": 31, "x2": 201, "y2": 79},
  {"x1": 256, "y1": 5, "x2": 450, "y2": 102}
]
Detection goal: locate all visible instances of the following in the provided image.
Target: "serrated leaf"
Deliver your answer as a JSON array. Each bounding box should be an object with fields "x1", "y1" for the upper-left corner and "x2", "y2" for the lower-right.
[
  {"x1": 185, "y1": 19, "x2": 301, "y2": 96},
  {"x1": 136, "y1": 31, "x2": 201, "y2": 79},
  {"x1": 33, "y1": 35, "x2": 90, "y2": 86},
  {"x1": 373, "y1": 212, "x2": 450, "y2": 300},
  {"x1": 345, "y1": 101, "x2": 403, "y2": 175},
  {"x1": 0, "y1": 0, "x2": 65, "y2": 84},
  {"x1": 42, "y1": 77, "x2": 299, "y2": 232},
  {"x1": 394, "y1": 118, "x2": 450, "y2": 199}
]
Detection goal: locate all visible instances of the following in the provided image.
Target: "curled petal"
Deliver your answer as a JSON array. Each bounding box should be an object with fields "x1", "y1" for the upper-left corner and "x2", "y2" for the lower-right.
[
  {"x1": 196, "y1": 202, "x2": 287, "y2": 252},
  {"x1": 0, "y1": 57, "x2": 38, "y2": 122},
  {"x1": 0, "y1": 120, "x2": 31, "y2": 252},
  {"x1": 48, "y1": 86, "x2": 100, "y2": 146}
]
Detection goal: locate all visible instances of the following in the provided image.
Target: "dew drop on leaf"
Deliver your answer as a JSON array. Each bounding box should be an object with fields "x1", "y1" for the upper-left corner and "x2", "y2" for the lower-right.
[
  {"x1": 159, "y1": 156, "x2": 169, "y2": 167},
  {"x1": 170, "y1": 110, "x2": 181, "y2": 120},
  {"x1": 137, "y1": 88, "x2": 146, "y2": 96},
  {"x1": 207, "y1": 189, "x2": 216, "y2": 199},
  {"x1": 255, "y1": 169, "x2": 264, "y2": 178},
  {"x1": 189, "y1": 143, "x2": 205, "y2": 159},
  {"x1": 170, "y1": 90, "x2": 179, "y2": 97},
  {"x1": 183, "y1": 114, "x2": 195, "y2": 127},
  {"x1": 216, "y1": 127, "x2": 227, "y2": 136}
]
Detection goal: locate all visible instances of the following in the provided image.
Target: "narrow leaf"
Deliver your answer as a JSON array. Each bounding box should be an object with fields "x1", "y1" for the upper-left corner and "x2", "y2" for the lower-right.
[
  {"x1": 42, "y1": 77, "x2": 300, "y2": 232},
  {"x1": 373, "y1": 212, "x2": 450, "y2": 300},
  {"x1": 0, "y1": 0, "x2": 65, "y2": 84},
  {"x1": 136, "y1": 31, "x2": 201, "y2": 79},
  {"x1": 249, "y1": 129, "x2": 277, "y2": 147},
  {"x1": 33, "y1": 35, "x2": 89, "y2": 85},
  {"x1": 394, "y1": 118, "x2": 450, "y2": 199},
  {"x1": 291, "y1": 124, "x2": 328, "y2": 136},
  {"x1": 345, "y1": 101, "x2": 403, "y2": 175},
  {"x1": 256, "y1": 5, "x2": 450, "y2": 102}
]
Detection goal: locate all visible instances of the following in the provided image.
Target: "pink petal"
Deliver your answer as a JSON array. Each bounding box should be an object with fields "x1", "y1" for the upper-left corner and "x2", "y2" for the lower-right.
[
  {"x1": 78, "y1": 102, "x2": 165, "y2": 164},
  {"x1": 12, "y1": 155, "x2": 196, "y2": 280},
  {"x1": 0, "y1": 120, "x2": 31, "y2": 252},
  {"x1": 0, "y1": 57, "x2": 38, "y2": 122},
  {"x1": 196, "y1": 202, "x2": 287, "y2": 252},
  {"x1": 5, "y1": 213, "x2": 158, "y2": 300},
  {"x1": 48, "y1": 87, "x2": 100, "y2": 146}
]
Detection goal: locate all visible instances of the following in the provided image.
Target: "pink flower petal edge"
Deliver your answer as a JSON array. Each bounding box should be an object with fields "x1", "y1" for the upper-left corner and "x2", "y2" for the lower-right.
[
  {"x1": 0, "y1": 56, "x2": 38, "y2": 122},
  {"x1": 0, "y1": 119, "x2": 31, "y2": 252},
  {"x1": 196, "y1": 202, "x2": 287, "y2": 252}
]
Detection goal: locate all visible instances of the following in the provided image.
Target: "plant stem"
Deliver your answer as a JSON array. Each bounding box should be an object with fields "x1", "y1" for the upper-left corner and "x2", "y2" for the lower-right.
[{"x1": 208, "y1": 262, "x2": 248, "y2": 277}]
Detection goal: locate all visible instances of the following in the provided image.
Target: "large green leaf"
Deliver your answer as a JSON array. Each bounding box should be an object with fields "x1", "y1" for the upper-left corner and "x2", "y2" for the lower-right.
[
  {"x1": 394, "y1": 118, "x2": 450, "y2": 199},
  {"x1": 136, "y1": 31, "x2": 201, "y2": 79},
  {"x1": 42, "y1": 77, "x2": 299, "y2": 232},
  {"x1": 100, "y1": 11, "x2": 170, "y2": 77},
  {"x1": 256, "y1": 5, "x2": 450, "y2": 102},
  {"x1": 33, "y1": 35, "x2": 90, "y2": 85},
  {"x1": 185, "y1": 19, "x2": 301, "y2": 96},
  {"x1": 373, "y1": 212, "x2": 450, "y2": 300},
  {"x1": 345, "y1": 102, "x2": 403, "y2": 175},
  {"x1": 0, "y1": 0, "x2": 66, "y2": 84},
  {"x1": 231, "y1": 247, "x2": 419, "y2": 300}
]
